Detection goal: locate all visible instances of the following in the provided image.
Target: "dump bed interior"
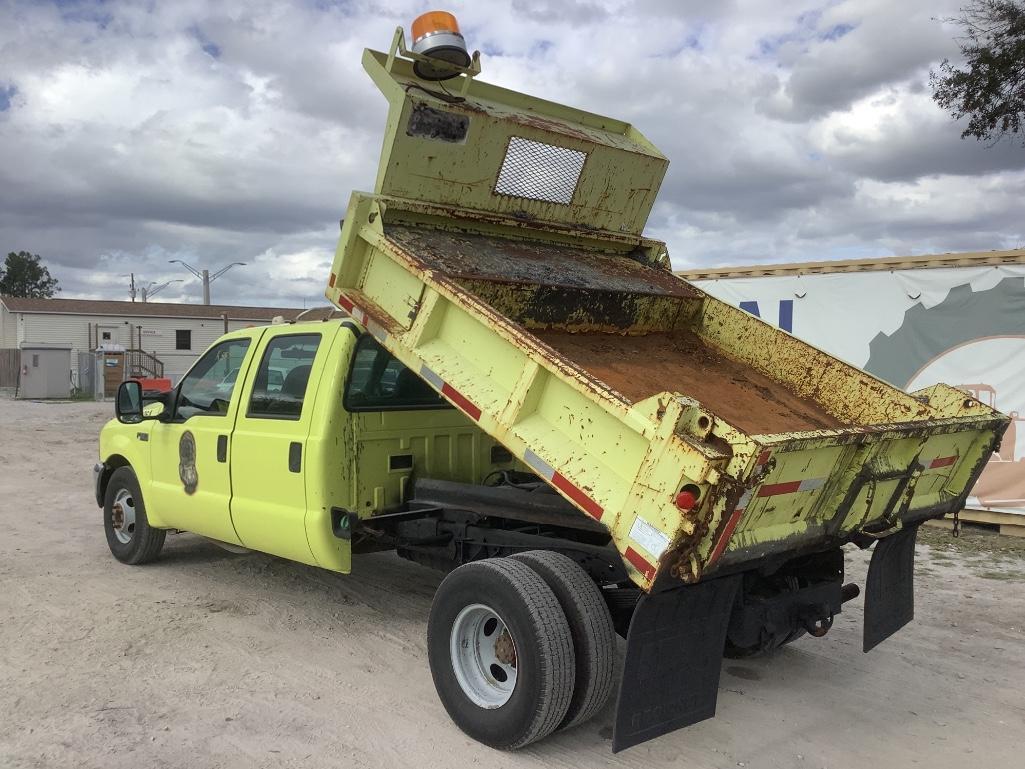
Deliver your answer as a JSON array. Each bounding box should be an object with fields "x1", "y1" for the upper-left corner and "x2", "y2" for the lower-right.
[
  {"x1": 388, "y1": 223, "x2": 843, "y2": 434},
  {"x1": 378, "y1": 216, "x2": 937, "y2": 434},
  {"x1": 533, "y1": 331, "x2": 843, "y2": 434}
]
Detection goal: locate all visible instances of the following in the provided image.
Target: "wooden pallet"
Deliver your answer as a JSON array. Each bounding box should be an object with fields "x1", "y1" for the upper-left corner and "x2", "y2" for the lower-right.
[{"x1": 923, "y1": 508, "x2": 1025, "y2": 538}]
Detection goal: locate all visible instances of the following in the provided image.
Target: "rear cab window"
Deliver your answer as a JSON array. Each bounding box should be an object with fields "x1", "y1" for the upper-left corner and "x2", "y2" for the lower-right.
[
  {"x1": 344, "y1": 335, "x2": 450, "y2": 411},
  {"x1": 247, "y1": 333, "x2": 322, "y2": 419}
]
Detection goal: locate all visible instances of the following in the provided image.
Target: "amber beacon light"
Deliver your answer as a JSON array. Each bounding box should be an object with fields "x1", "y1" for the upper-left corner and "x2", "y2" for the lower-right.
[{"x1": 410, "y1": 11, "x2": 471, "y2": 80}]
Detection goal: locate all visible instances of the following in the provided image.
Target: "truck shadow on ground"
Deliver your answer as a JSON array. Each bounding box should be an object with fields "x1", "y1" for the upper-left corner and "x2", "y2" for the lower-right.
[{"x1": 146, "y1": 531, "x2": 875, "y2": 753}]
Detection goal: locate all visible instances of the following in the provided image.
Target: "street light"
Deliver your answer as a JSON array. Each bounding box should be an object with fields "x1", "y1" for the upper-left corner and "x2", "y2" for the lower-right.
[
  {"x1": 168, "y1": 260, "x2": 246, "y2": 305},
  {"x1": 141, "y1": 279, "x2": 183, "y2": 302}
]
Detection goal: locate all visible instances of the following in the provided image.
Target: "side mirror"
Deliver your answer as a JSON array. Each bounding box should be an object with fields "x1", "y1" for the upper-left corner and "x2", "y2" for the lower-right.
[
  {"x1": 116, "y1": 381, "x2": 143, "y2": 423},
  {"x1": 116, "y1": 382, "x2": 170, "y2": 424}
]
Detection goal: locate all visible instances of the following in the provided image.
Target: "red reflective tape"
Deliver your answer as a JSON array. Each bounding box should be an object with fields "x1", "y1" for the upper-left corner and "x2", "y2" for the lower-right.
[
  {"x1": 328, "y1": 272, "x2": 337, "y2": 288},
  {"x1": 440, "y1": 382, "x2": 481, "y2": 421},
  {"x1": 624, "y1": 547, "x2": 657, "y2": 582},
  {"x1": 336, "y1": 293, "x2": 354, "y2": 313},
  {"x1": 756, "y1": 449, "x2": 772, "y2": 466},
  {"x1": 929, "y1": 455, "x2": 957, "y2": 469},
  {"x1": 757, "y1": 480, "x2": 802, "y2": 497},
  {"x1": 551, "y1": 472, "x2": 603, "y2": 520},
  {"x1": 708, "y1": 505, "x2": 745, "y2": 567}
]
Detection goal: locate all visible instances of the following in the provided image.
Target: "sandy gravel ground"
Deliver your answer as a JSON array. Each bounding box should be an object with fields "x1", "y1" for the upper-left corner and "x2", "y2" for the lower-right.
[{"x1": 1, "y1": 397, "x2": 1024, "y2": 769}]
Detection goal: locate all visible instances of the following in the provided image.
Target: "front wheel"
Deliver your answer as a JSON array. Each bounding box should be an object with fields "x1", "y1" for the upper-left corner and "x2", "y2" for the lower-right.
[
  {"x1": 103, "y1": 466, "x2": 166, "y2": 565},
  {"x1": 427, "y1": 558, "x2": 575, "y2": 749}
]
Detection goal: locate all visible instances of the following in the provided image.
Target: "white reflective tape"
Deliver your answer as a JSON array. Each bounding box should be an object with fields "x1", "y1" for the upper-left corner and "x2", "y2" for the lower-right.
[
  {"x1": 367, "y1": 320, "x2": 387, "y2": 342},
  {"x1": 419, "y1": 365, "x2": 444, "y2": 390},
  {"x1": 798, "y1": 477, "x2": 827, "y2": 492},
  {"x1": 523, "y1": 448, "x2": 556, "y2": 482},
  {"x1": 735, "y1": 489, "x2": 753, "y2": 511},
  {"x1": 629, "y1": 516, "x2": 671, "y2": 559}
]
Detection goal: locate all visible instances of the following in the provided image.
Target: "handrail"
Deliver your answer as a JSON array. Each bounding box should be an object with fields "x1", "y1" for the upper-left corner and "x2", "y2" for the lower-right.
[{"x1": 126, "y1": 348, "x2": 164, "y2": 378}]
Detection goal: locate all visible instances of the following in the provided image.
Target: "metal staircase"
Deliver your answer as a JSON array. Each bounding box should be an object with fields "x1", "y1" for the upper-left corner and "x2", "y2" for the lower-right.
[{"x1": 126, "y1": 348, "x2": 164, "y2": 379}]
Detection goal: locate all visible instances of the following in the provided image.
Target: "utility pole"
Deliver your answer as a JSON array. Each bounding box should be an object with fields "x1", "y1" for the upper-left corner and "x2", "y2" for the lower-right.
[
  {"x1": 168, "y1": 260, "x2": 246, "y2": 305},
  {"x1": 121, "y1": 273, "x2": 137, "y2": 302}
]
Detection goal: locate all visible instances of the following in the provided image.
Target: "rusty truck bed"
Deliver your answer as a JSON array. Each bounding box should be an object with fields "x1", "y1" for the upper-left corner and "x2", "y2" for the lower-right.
[
  {"x1": 386, "y1": 224, "x2": 698, "y2": 298},
  {"x1": 533, "y1": 330, "x2": 843, "y2": 435},
  {"x1": 387, "y1": 224, "x2": 841, "y2": 434}
]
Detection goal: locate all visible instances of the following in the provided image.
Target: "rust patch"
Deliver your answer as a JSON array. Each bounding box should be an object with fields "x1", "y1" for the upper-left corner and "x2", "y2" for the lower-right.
[
  {"x1": 383, "y1": 224, "x2": 697, "y2": 298},
  {"x1": 459, "y1": 280, "x2": 691, "y2": 335},
  {"x1": 493, "y1": 628, "x2": 517, "y2": 666},
  {"x1": 533, "y1": 330, "x2": 845, "y2": 435}
]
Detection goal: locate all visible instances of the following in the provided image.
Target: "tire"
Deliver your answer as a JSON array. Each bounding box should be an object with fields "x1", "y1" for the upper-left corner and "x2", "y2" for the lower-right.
[
  {"x1": 427, "y1": 558, "x2": 575, "y2": 749},
  {"x1": 103, "y1": 466, "x2": 166, "y2": 565},
  {"x1": 510, "y1": 550, "x2": 615, "y2": 730}
]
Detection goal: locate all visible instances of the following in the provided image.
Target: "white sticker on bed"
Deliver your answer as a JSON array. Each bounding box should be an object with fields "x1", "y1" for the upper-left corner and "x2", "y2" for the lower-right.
[{"x1": 629, "y1": 516, "x2": 671, "y2": 558}]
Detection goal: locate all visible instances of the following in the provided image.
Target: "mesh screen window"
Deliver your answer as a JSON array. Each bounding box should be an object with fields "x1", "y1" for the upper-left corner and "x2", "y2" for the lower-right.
[{"x1": 493, "y1": 136, "x2": 586, "y2": 205}]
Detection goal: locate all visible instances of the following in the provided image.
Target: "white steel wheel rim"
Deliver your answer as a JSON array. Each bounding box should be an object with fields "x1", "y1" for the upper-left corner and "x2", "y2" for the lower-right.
[
  {"x1": 111, "y1": 488, "x2": 137, "y2": 545},
  {"x1": 450, "y1": 603, "x2": 518, "y2": 708}
]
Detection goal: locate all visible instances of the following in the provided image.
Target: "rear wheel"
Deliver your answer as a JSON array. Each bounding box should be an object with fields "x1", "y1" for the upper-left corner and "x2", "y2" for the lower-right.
[
  {"x1": 103, "y1": 466, "x2": 165, "y2": 565},
  {"x1": 427, "y1": 558, "x2": 575, "y2": 749},
  {"x1": 510, "y1": 550, "x2": 615, "y2": 729}
]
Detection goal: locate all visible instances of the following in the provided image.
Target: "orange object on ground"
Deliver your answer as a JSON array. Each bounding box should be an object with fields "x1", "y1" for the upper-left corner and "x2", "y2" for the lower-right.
[{"x1": 133, "y1": 377, "x2": 172, "y2": 394}]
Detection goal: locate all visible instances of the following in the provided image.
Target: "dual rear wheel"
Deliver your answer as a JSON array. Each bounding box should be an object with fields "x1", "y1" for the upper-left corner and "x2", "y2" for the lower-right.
[{"x1": 427, "y1": 551, "x2": 615, "y2": 749}]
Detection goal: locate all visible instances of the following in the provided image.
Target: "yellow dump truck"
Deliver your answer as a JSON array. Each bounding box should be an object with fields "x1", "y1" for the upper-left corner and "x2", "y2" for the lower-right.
[{"x1": 98, "y1": 23, "x2": 1008, "y2": 753}]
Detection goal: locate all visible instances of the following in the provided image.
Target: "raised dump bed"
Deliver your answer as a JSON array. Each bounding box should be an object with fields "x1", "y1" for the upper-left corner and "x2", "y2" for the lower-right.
[{"x1": 326, "y1": 45, "x2": 1008, "y2": 593}]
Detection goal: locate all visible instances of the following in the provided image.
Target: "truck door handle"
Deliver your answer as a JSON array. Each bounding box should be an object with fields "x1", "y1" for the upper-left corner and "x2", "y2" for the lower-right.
[
  {"x1": 216, "y1": 435, "x2": 228, "y2": 463},
  {"x1": 288, "y1": 442, "x2": 302, "y2": 473}
]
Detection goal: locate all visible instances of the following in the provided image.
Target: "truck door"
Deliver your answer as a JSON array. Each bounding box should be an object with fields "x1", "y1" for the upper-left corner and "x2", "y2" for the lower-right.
[
  {"x1": 228, "y1": 329, "x2": 330, "y2": 565},
  {"x1": 148, "y1": 334, "x2": 258, "y2": 544}
]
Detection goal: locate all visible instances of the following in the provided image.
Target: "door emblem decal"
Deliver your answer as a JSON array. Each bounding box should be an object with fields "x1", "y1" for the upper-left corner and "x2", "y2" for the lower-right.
[{"x1": 179, "y1": 430, "x2": 199, "y2": 495}]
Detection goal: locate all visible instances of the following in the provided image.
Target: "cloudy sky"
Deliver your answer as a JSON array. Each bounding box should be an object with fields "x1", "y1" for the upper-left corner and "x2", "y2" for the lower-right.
[{"x1": 1, "y1": 0, "x2": 1023, "y2": 308}]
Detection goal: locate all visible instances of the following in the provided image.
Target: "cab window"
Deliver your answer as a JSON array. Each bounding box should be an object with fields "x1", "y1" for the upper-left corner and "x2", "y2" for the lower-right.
[
  {"x1": 175, "y1": 338, "x2": 251, "y2": 420},
  {"x1": 344, "y1": 335, "x2": 450, "y2": 411},
  {"x1": 247, "y1": 333, "x2": 322, "y2": 419}
]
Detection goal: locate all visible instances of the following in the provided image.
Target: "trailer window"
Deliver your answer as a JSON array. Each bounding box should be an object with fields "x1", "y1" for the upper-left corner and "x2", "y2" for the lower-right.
[{"x1": 344, "y1": 335, "x2": 451, "y2": 412}]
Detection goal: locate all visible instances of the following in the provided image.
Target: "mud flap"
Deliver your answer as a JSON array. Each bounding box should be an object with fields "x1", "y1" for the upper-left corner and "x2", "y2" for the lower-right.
[
  {"x1": 863, "y1": 524, "x2": 918, "y2": 653},
  {"x1": 613, "y1": 575, "x2": 741, "y2": 752}
]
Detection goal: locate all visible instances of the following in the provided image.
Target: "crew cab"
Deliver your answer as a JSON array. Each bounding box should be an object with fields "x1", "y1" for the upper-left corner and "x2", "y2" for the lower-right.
[{"x1": 96, "y1": 318, "x2": 521, "y2": 573}]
